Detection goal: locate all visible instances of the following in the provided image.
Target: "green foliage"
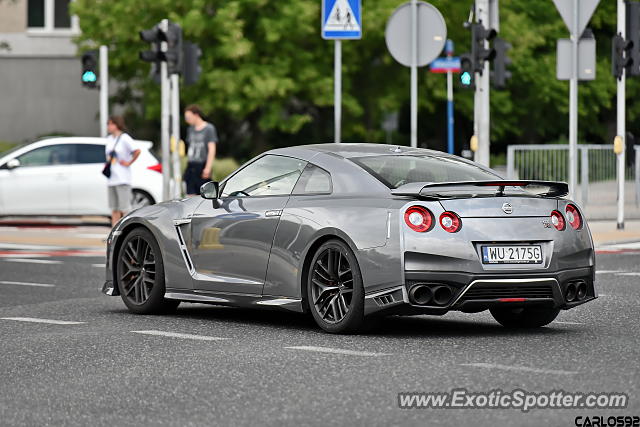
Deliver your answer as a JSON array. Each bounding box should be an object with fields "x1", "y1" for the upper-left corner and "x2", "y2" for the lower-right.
[
  {"x1": 211, "y1": 157, "x2": 240, "y2": 181},
  {"x1": 71, "y1": 0, "x2": 625, "y2": 161},
  {"x1": 0, "y1": 141, "x2": 19, "y2": 155}
]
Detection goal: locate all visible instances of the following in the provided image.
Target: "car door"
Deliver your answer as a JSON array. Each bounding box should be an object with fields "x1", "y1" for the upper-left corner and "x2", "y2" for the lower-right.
[
  {"x1": 188, "y1": 154, "x2": 307, "y2": 295},
  {"x1": 69, "y1": 143, "x2": 110, "y2": 215},
  {"x1": 0, "y1": 144, "x2": 73, "y2": 215}
]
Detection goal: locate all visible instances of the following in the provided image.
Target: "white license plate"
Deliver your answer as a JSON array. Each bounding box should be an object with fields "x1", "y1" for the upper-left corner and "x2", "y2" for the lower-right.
[{"x1": 482, "y1": 245, "x2": 543, "y2": 264}]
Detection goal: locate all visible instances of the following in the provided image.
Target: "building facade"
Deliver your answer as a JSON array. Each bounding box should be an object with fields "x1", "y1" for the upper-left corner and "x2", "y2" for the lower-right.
[{"x1": 0, "y1": 0, "x2": 99, "y2": 143}]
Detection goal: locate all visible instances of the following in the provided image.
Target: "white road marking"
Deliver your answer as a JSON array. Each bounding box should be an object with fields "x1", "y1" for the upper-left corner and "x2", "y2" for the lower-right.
[
  {"x1": 1, "y1": 317, "x2": 84, "y2": 325},
  {"x1": 92, "y1": 263, "x2": 106, "y2": 268},
  {"x1": 554, "y1": 321, "x2": 585, "y2": 326},
  {"x1": 285, "y1": 346, "x2": 390, "y2": 357},
  {"x1": 461, "y1": 363, "x2": 576, "y2": 376},
  {"x1": 0, "y1": 254, "x2": 44, "y2": 259},
  {"x1": 596, "y1": 270, "x2": 624, "y2": 274},
  {"x1": 131, "y1": 330, "x2": 228, "y2": 341},
  {"x1": 5, "y1": 258, "x2": 62, "y2": 265},
  {"x1": 0, "y1": 280, "x2": 55, "y2": 288},
  {"x1": 616, "y1": 272, "x2": 640, "y2": 276}
]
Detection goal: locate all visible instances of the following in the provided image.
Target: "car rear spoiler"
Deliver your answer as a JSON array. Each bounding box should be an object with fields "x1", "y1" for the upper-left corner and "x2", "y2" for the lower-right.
[{"x1": 390, "y1": 180, "x2": 570, "y2": 199}]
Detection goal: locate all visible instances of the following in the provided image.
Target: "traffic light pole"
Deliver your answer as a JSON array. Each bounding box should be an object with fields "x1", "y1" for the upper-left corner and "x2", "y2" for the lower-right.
[
  {"x1": 99, "y1": 46, "x2": 108, "y2": 137},
  {"x1": 474, "y1": 0, "x2": 491, "y2": 167},
  {"x1": 160, "y1": 19, "x2": 171, "y2": 202},
  {"x1": 170, "y1": 74, "x2": 182, "y2": 198},
  {"x1": 617, "y1": 0, "x2": 626, "y2": 229}
]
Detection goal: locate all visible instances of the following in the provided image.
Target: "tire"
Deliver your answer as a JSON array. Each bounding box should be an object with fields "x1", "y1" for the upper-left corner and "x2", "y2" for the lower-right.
[
  {"x1": 490, "y1": 306, "x2": 560, "y2": 328},
  {"x1": 131, "y1": 189, "x2": 154, "y2": 211},
  {"x1": 116, "y1": 227, "x2": 179, "y2": 314},
  {"x1": 307, "y1": 239, "x2": 364, "y2": 334}
]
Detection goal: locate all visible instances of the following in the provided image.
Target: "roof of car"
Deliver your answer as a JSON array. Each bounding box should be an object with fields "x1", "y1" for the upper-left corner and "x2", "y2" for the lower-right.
[{"x1": 292, "y1": 143, "x2": 454, "y2": 159}]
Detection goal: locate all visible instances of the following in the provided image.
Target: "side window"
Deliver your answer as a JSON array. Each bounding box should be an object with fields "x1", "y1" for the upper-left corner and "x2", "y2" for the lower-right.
[
  {"x1": 74, "y1": 144, "x2": 105, "y2": 164},
  {"x1": 292, "y1": 164, "x2": 332, "y2": 195},
  {"x1": 222, "y1": 155, "x2": 307, "y2": 197},
  {"x1": 17, "y1": 144, "x2": 74, "y2": 167}
]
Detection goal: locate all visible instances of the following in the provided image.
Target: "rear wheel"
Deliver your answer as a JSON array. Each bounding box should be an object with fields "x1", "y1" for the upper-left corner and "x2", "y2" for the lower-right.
[
  {"x1": 116, "y1": 228, "x2": 179, "y2": 314},
  {"x1": 490, "y1": 306, "x2": 560, "y2": 328},
  {"x1": 307, "y1": 239, "x2": 364, "y2": 334},
  {"x1": 131, "y1": 189, "x2": 154, "y2": 210}
]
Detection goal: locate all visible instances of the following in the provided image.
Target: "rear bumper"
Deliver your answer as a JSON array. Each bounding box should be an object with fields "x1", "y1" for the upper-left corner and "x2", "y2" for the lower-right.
[{"x1": 364, "y1": 267, "x2": 596, "y2": 316}]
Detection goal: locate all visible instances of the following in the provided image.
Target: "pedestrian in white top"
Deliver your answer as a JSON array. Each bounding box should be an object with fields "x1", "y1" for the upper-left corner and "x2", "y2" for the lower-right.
[{"x1": 105, "y1": 115, "x2": 140, "y2": 226}]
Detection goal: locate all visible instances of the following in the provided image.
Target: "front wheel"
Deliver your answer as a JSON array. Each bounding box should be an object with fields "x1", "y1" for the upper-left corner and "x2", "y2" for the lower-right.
[
  {"x1": 307, "y1": 239, "x2": 364, "y2": 334},
  {"x1": 490, "y1": 306, "x2": 560, "y2": 328},
  {"x1": 117, "y1": 228, "x2": 179, "y2": 314}
]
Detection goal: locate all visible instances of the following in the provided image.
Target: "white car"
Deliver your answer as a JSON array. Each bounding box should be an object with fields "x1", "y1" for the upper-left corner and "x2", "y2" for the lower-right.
[{"x1": 0, "y1": 137, "x2": 163, "y2": 216}]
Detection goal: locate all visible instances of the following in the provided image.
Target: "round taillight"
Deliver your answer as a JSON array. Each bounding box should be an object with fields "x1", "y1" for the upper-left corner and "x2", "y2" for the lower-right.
[
  {"x1": 565, "y1": 204, "x2": 582, "y2": 230},
  {"x1": 404, "y1": 206, "x2": 433, "y2": 232},
  {"x1": 550, "y1": 210, "x2": 566, "y2": 231},
  {"x1": 439, "y1": 212, "x2": 462, "y2": 233}
]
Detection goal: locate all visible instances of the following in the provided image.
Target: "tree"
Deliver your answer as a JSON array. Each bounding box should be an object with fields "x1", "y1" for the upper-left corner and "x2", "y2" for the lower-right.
[{"x1": 72, "y1": 0, "x2": 626, "y2": 162}]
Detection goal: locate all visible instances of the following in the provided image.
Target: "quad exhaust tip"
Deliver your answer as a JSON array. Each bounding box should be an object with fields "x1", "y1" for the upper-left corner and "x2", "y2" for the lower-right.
[
  {"x1": 565, "y1": 280, "x2": 588, "y2": 303},
  {"x1": 409, "y1": 284, "x2": 453, "y2": 306}
]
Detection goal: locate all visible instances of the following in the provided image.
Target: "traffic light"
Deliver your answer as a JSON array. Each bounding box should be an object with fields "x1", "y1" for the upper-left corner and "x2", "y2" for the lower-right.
[
  {"x1": 139, "y1": 21, "x2": 183, "y2": 75},
  {"x1": 81, "y1": 50, "x2": 98, "y2": 89},
  {"x1": 183, "y1": 41, "x2": 202, "y2": 86},
  {"x1": 612, "y1": 34, "x2": 633, "y2": 79},
  {"x1": 471, "y1": 23, "x2": 497, "y2": 74},
  {"x1": 626, "y1": 1, "x2": 640, "y2": 76},
  {"x1": 459, "y1": 53, "x2": 475, "y2": 89},
  {"x1": 492, "y1": 37, "x2": 512, "y2": 89}
]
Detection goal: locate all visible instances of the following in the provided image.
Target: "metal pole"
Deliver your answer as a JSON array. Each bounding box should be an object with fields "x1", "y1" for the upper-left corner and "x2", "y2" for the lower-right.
[
  {"x1": 99, "y1": 45, "x2": 108, "y2": 138},
  {"x1": 568, "y1": 0, "x2": 579, "y2": 201},
  {"x1": 475, "y1": 0, "x2": 491, "y2": 167},
  {"x1": 617, "y1": 0, "x2": 626, "y2": 229},
  {"x1": 410, "y1": 0, "x2": 418, "y2": 148},
  {"x1": 581, "y1": 147, "x2": 589, "y2": 205},
  {"x1": 446, "y1": 40, "x2": 454, "y2": 154},
  {"x1": 635, "y1": 146, "x2": 639, "y2": 207},
  {"x1": 170, "y1": 73, "x2": 181, "y2": 199},
  {"x1": 334, "y1": 40, "x2": 342, "y2": 144},
  {"x1": 160, "y1": 19, "x2": 171, "y2": 202}
]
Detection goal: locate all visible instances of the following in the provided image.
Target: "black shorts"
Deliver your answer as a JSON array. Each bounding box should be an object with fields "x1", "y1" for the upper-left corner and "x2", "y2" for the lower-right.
[{"x1": 183, "y1": 162, "x2": 208, "y2": 195}]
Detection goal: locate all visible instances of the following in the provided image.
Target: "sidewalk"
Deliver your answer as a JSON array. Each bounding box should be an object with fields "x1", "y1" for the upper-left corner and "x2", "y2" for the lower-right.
[{"x1": 588, "y1": 219, "x2": 640, "y2": 246}]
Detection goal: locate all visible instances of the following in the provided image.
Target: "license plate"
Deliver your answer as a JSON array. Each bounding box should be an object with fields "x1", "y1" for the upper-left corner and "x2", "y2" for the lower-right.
[{"x1": 482, "y1": 245, "x2": 543, "y2": 264}]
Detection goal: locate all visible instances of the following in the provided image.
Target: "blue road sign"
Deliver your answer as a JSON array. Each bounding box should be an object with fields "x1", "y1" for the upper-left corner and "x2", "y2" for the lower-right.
[
  {"x1": 429, "y1": 57, "x2": 461, "y2": 73},
  {"x1": 322, "y1": 0, "x2": 362, "y2": 40}
]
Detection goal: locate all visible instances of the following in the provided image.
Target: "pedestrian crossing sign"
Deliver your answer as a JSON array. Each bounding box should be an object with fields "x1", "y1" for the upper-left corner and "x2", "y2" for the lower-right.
[{"x1": 322, "y1": 0, "x2": 362, "y2": 40}]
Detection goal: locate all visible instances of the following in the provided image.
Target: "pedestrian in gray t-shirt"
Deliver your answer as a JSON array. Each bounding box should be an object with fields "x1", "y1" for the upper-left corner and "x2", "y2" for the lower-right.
[{"x1": 183, "y1": 104, "x2": 218, "y2": 195}]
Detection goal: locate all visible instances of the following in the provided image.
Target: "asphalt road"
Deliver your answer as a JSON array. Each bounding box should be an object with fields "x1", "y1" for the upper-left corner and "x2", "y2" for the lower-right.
[{"x1": 0, "y1": 247, "x2": 639, "y2": 426}]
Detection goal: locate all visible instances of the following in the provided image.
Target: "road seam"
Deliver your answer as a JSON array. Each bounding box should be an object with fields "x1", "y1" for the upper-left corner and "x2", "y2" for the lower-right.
[
  {"x1": 461, "y1": 362, "x2": 577, "y2": 375},
  {"x1": 285, "y1": 345, "x2": 390, "y2": 357},
  {"x1": 0, "y1": 280, "x2": 55, "y2": 288}
]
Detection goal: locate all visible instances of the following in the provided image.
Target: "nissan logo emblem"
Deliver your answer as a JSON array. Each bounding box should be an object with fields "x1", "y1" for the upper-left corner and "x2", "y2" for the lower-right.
[{"x1": 502, "y1": 203, "x2": 513, "y2": 214}]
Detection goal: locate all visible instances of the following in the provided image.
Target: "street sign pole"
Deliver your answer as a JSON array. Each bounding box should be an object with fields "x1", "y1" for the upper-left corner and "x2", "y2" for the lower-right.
[
  {"x1": 334, "y1": 40, "x2": 342, "y2": 144},
  {"x1": 617, "y1": 0, "x2": 626, "y2": 229},
  {"x1": 99, "y1": 45, "x2": 108, "y2": 138},
  {"x1": 160, "y1": 19, "x2": 171, "y2": 202},
  {"x1": 170, "y1": 73, "x2": 181, "y2": 199},
  {"x1": 568, "y1": 0, "x2": 579, "y2": 201},
  {"x1": 410, "y1": 0, "x2": 418, "y2": 148},
  {"x1": 446, "y1": 40, "x2": 454, "y2": 154}
]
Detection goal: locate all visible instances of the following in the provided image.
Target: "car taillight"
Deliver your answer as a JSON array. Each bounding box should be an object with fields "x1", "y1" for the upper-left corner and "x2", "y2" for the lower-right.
[
  {"x1": 550, "y1": 210, "x2": 565, "y2": 231},
  {"x1": 404, "y1": 206, "x2": 434, "y2": 232},
  {"x1": 439, "y1": 212, "x2": 461, "y2": 233},
  {"x1": 147, "y1": 163, "x2": 162, "y2": 173},
  {"x1": 565, "y1": 204, "x2": 582, "y2": 230}
]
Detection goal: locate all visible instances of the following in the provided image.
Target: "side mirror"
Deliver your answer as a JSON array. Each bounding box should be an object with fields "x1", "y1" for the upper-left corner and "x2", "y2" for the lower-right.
[
  {"x1": 200, "y1": 181, "x2": 219, "y2": 199},
  {"x1": 6, "y1": 158, "x2": 20, "y2": 170}
]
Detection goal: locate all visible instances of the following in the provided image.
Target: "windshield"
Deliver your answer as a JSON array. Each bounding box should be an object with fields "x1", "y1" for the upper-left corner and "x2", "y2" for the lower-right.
[{"x1": 352, "y1": 155, "x2": 500, "y2": 189}]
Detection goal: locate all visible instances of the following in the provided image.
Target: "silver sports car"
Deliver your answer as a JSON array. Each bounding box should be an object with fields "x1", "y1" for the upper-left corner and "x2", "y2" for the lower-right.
[{"x1": 102, "y1": 144, "x2": 596, "y2": 333}]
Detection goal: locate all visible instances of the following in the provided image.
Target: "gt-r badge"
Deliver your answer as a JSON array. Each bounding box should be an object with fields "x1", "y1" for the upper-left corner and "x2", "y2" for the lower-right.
[{"x1": 502, "y1": 203, "x2": 513, "y2": 214}]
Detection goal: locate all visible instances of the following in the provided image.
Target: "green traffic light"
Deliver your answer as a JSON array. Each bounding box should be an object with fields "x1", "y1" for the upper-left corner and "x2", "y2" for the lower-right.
[
  {"x1": 82, "y1": 70, "x2": 97, "y2": 83},
  {"x1": 461, "y1": 71, "x2": 472, "y2": 86}
]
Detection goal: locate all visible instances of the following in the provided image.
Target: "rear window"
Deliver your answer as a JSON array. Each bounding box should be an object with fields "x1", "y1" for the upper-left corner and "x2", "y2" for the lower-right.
[{"x1": 352, "y1": 155, "x2": 499, "y2": 189}]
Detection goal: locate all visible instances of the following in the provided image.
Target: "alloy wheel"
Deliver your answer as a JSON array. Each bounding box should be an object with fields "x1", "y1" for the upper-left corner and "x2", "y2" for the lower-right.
[
  {"x1": 119, "y1": 236, "x2": 156, "y2": 305},
  {"x1": 310, "y1": 247, "x2": 354, "y2": 324}
]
